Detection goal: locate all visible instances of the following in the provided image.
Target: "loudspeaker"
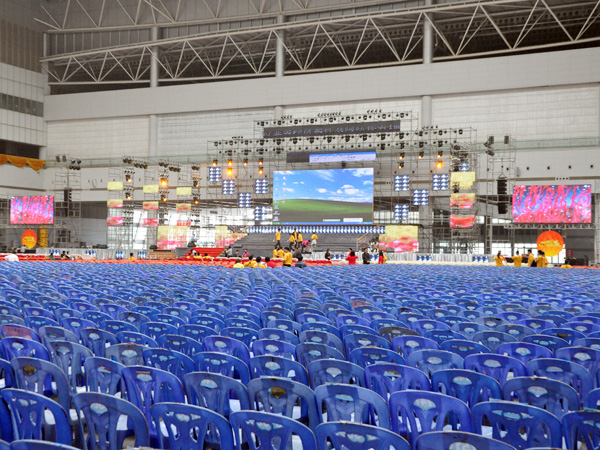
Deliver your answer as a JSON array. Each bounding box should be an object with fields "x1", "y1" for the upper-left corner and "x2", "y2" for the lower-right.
[
  {"x1": 63, "y1": 188, "x2": 72, "y2": 203},
  {"x1": 497, "y1": 178, "x2": 508, "y2": 214},
  {"x1": 504, "y1": 135, "x2": 510, "y2": 145}
]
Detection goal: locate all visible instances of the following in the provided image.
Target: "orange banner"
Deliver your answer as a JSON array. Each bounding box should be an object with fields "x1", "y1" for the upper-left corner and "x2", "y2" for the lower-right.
[
  {"x1": 537, "y1": 230, "x2": 564, "y2": 257},
  {"x1": 0, "y1": 154, "x2": 45, "y2": 171}
]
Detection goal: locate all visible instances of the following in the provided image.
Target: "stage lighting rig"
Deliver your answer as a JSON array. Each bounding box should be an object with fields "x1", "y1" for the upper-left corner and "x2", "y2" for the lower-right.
[{"x1": 418, "y1": 152, "x2": 424, "y2": 159}]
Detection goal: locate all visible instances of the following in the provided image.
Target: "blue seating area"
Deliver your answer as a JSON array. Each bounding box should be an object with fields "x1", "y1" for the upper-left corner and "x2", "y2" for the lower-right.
[{"x1": 0, "y1": 262, "x2": 600, "y2": 450}]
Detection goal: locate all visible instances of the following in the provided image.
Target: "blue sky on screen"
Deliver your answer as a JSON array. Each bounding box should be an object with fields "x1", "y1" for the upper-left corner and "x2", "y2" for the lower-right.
[{"x1": 273, "y1": 168, "x2": 374, "y2": 203}]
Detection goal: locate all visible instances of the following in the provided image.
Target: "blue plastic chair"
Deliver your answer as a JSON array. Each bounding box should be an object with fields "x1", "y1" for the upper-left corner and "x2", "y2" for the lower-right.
[
  {"x1": 410, "y1": 319, "x2": 450, "y2": 336},
  {"x1": 73, "y1": 391, "x2": 149, "y2": 450},
  {"x1": 495, "y1": 324, "x2": 536, "y2": 340},
  {"x1": 139, "y1": 322, "x2": 178, "y2": 341},
  {"x1": 257, "y1": 328, "x2": 300, "y2": 345},
  {"x1": 61, "y1": 318, "x2": 97, "y2": 338},
  {"x1": 364, "y1": 363, "x2": 431, "y2": 400},
  {"x1": 406, "y1": 350, "x2": 464, "y2": 378},
  {"x1": 349, "y1": 347, "x2": 405, "y2": 369},
  {"x1": 247, "y1": 376, "x2": 320, "y2": 430},
  {"x1": 431, "y1": 369, "x2": 502, "y2": 407},
  {"x1": 25, "y1": 317, "x2": 59, "y2": 330},
  {"x1": 423, "y1": 329, "x2": 466, "y2": 345},
  {"x1": 299, "y1": 330, "x2": 345, "y2": 354},
  {"x1": 79, "y1": 328, "x2": 118, "y2": 358},
  {"x1": 585, "y1": 387, "x2": 600, "y2": 409},
  {"x1": 121, "y1": 366, "x2": 185, "y2": 445},
  {"x1": 563, "y1": 410, "x2": 600, "y2": 450},
  {"x1": 542, "y1": 328, "x2": 585, "y2": 345},
  {"x1": 178, "y1": 324, "x2": 218, "y2": 342},
  {"x1": 472, "y1": 400, "x2": 562, "y2": 449},
  {"x1": 0, "y1": 358, "x2": 15, "y2": 389},
  {"x1": 392, "y1": 336, "x2": 440, "y2": 358},
  {"x1": 464, "y1": 353, "x2": 527, "y2": 385},
  {"x1": 316, "y1": 422, "x2": 410, "y2": 450},
  {"x1": 389, "y1": 390, "x2": 473, "y2": 448},
  {"x1": 1, "y1": 388, "x2": 71, "y2": 444},
  {"x1": 471, "y1": 331, "x2": 517, "y2": 353},
  {"x1": 573, "y1": 337, "x2": 600, "y2": 351},
  {"x1": 118, "y1": 311, "x2": 151, "y2": 331},
  {"x1": 496, "y1": 342, "x2": 553, "y2": 365},
  {"x1": 296, "y1": 343, "x2": 345, "y2": 368},
  {"x1": 190, "y1": 315, "x2": 225, "y2": 332},
  {"x1": 301, "y1": 322, "x2": 341, "y2": 339},
  {"x1": 47, "y1": 340, "x2": 93, "y2": 394},
  {"x1": 343, "y1": 334, "x2": 390, "y2": 355},
  {"x1": 249, "y1": 355, "x2": 309, "y2": 385},
  {"x1": 440, "y1": 339, "x2": 491, "y2": 359},
  {"x1": 105, "y1": 343, "x2": 146, "y2": 366},
  {"x1": 415, "y1": 431, "x2": 517, "y2": 450},
  {"x1": 0, "y1": 324, "x2": 40, "y2": 342},
  {"x1": 82, "y1": 311, "x2": 112, "y2": 326},
  {"x1": 555, "y1": 346, "x2": 600, "y2": 378},
  {"x1": 224, "y1": 318, "x2": 261, "y2": 331},
  {"x1": 315, "y1": 383, "x2": 390, "y2": 428},
  {"x1": 567, "y1": 321, "x2": 600, "y2": 335},
  {"x1": 156, "y1": 334, "x2": 202, "y2": 357},
  {"x1": 84, "y1": 356, "x2": 124, "y2": 395},
  {"x1": 527, "y1": 358, "x2": 594, "y2": 399},
  {"x1": 503, "y1": 376, "x2": 580, "y2": 418},
  {"x1": 339, "y1": 323, "x2": 379, "y2": 338},
  {"x1": 116, "y1": 331, "x2": 158, "y2": 348},
  {"x1": 379, "y1": 326, "x2": 420, "y2": 341},
  {"x1": 142, "y1": 348, "x2": 195, "y2": 380},
  {"x1": 0, "y1": 338, "x2": 49, "y2": 361},
  {"x1": 203, "y1": 336, "x2": 251, "y2": 364},
  {"x1": 522, "y1": 334, "x2": 570, "y2": 354},
  {"x1": 194, "y1": 352, "x2": 251, "y2": 385},
  {"x1": 307, "y1": 359, "x2": 364, "y2": 388},
  {"x1": 38, "y1": 326, "x2": 79, "y2": 346},
  {"x1": 183, "y1": 371, "x2": 250, "y2": 418},
  {"x1": 151, "y1": 403, "x2": 234, "y2": 450},
  {"x1": 251, "y1": 339, "x2": 296, "y2": 360},
  {"x1": 517, "y1": 318, "x2": 554, "y2": 332},
  {"x1": 229, "y1": 411, "x2": 316, "y2": 450}
]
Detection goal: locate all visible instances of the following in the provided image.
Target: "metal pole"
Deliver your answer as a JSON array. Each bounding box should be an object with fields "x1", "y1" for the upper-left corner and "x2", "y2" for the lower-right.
[
  {"x1": 276, "y1": 15, "x2": 286, "y2": 78},
  {"x1": 150, "y1": 26, "x2": 160, "y2": 88},
  {"x1": 421, "y1": 0, "x2": 434, "y2": 127}
]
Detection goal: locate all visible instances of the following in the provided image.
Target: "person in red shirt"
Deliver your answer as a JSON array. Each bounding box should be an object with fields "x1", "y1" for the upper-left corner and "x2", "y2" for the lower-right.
[
  {"x1": 346, "y1": 250, "x2": 358, "y2": 265},
  {"x1": 265, "y1": 256, "x2": 276, "y2": 268}
]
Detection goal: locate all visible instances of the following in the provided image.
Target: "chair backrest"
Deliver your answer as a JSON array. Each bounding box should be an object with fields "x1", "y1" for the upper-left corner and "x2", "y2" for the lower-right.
[
  {"x1": 105, "y1": 343, "x2": 146, "y2": 366},
  {"x1": 84, "y1": 356, "x2": 125, "y2": 395},
  {"x1": 178, "y1": 324, "x2": 218, "y2": 341},
  {"x1": 229, "y1": 411, "x2": 316, "y2": 450},
  {"x1": 0, "y1": 337, "x2": 49, "y2": 361},
  {"x1": 541, "y1": 327, "x2": 585, "y2": 345},
  {"x1": 307, "y1": 359, "x2": 364, "y2": 388},
  {"x1": 349, "y1": 347, "x2": 405, "y2": 369},
  {"x1": 142, "y1": 348, "x2": 195, "y2": 380},
  {"x1": 183, "y1": 371, "x2": 250, "y2": 418},
  {"x1": 522, "y1": 334, "x2": 570, "y2": 354},
  {"x1": 343, "y1": 333, "x2": 390, "y2": 355},
  {"x1": 392, "y1": 336, "x2": 440, "y2": 358},
  {"x1": 251, "y1": 339, "x2": 296, "y2": 360},
  {"x1": 316, "y1": 422, "x2": 410, "y2": 450},
  {"x1": 73, "y1": 391, "x2": 149, "y2": 450},
  {"x1": 0, "y1": 358, "x2": 15, "y2": 390},
  {"x1": 249, "y1": 355, "x2": 309, "y2": 385},
  {"x1": 315, "y1": 383, "x2": 390, "y2": 428},
  {"x1": 116, "y1": 331, "x2": 158, "y2": 348},
  {"x1": 389, "y1": 390, "x2": 473, "y2": 449},
  {"x1": 11, "y1": 357, "x2": 71, "y2": 413},
  {"x1": 1, "y1": 388, "x2": 72, "y2": 444},
  {"x1": 451, "y1": 322, "x2": 490, "y2": 340},
  {"x1": 247, "y1": 376, "x2": 320, "y2": 431},
  {"x1": 440, "y1": 339, "x2": 491, "y2": 359},
  {"x1": 406, "y1": 350, "x2": 464, "y2": 378},
  {"x1": 464, "y1": 353, "x2": 527, "y2": 385},
  {"x1": 150, "y1": 403, "x2": 234, "y2": 450},
  {"x1": 472, "y1": 400, "x2": 562, "y2": 449},
  {"x1": 471, "y1": 331, "x2": 517, "y2": 353},
  {"x1": 415, "y1": 431, "x2": 517, "y2": 450},
  {"x1": 496, "y1": 342, "x2": 554, "y2": 365},
  {"x1": 80, "y1": 328, "x2": 119, "y2": 358},
  {"x1": 296, "y1": 343, "x2": 345, "y2": 368},
  {"x1": 527, "y1": 357, "x2": 594, "y2": 399},
  {"x1": 47, "y1": 340, "x2": 94, "y2": 393},
  {"x1": 0, "y1": 324, "x2": 40, "y2": 342},
  {"x1": 202, "y1": 336, "x2": 251, "y2": 364},
  {"x1": 364, "y1": 363, "x2": 431, "y2": 400},
  {"x1": 121, "y1": 365, "x2": 185, "y2": 438},
  {"x1": 431, "y1": 369, "x2": 502, "y2": 408},
  {"x1": 156, "y1": 334, "x2": 202, "y2": 357},
  {"x1": 61, "y1": 318, "x2": 97, "y2": 338},
  {"x1": 139, "y1": 322, "x2": 178, "y2": 340},
  {"x1": 502, "y1": 376, "x2": 580, "y2": 419},
  {"x1": 563, "y1": 410, "x2": 600, "y2": 450},
  {"x1": 221, "y1": 327, "x2": 259, "y2": 348},
  {"x1": 298, "y1": 330, "x2": 344, "y2": 354},
  {"x1": 38, "y1": 326, "x2": 79, "y2": 346},
  {"x1": 257, "y1": 328, "x2": 300, "y2": 345},
  {"x1": 193, "y1": 352, "x2": 250, "y2": 385},
  {"x1": 119, "y1": 311, "x2": 151, "y2": 331},
  {"x1": 555, "y1": 346, "x2": 600, "y2": 376},
  {"x1": 423, "y1": 329, "x2": 466, "y2": 345}
]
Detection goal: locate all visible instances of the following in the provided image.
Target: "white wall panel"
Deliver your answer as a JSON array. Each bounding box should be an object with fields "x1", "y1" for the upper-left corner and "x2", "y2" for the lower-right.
[
  {"x1": 46, "y1": 117, "x2": 149, "y2": 159},
  {"x1": 434, "y1": 86, "x2": 600, "y2": 142}
]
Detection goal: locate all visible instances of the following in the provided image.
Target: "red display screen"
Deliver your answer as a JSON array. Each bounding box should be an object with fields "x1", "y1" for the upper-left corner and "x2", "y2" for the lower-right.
[
  {"x1": 450, "y1": 215, "x2": 475, "y2": 229},
  {"x1": 10, "y1": 196, "x2": 54, "y2": 225},
  {"x1": 512, "y1": 185, "x2": 591, "y2": 224}
]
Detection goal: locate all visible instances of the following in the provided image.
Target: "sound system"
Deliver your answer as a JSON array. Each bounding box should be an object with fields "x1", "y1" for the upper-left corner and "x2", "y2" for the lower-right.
[{"x1": 497, "y1": 178, "x2": 508, "y2": 214}]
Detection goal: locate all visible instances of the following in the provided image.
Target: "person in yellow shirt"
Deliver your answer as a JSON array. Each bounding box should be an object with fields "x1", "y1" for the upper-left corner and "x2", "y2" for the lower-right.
[
  {"x1": 273, "y1": 247, "x2": 279, "y2": 258},
  {"x1": 275, "y1": 228, "x2": 281, "y2": 247},
  {"x1": 244, "y1": 255, "x2": 258, "y2": 268},
  {"x1": 297, "y1": 232, "x2": 303, "y2": 249},
  {"x1": 311, "y1": 233, "x2": 318, "y2": 251},
  {"x1": 527, "y1": 249, "x2": 535, "y2": 267},
  {"x1": 232, "y1": 258, "x2": 244, "y2": 269},
  {"x1": 512, "y1": 251, "x2": 522, "y2": 267},
  {"x1": 289, "y1": 234, "x2": 296, "y2": 248},
  {"x1": 493, "y1": 251, "x2": 505, "y2": 266},
  {"x1": 203, "y1": 253, "x2": 213, "y2": 260},
  {"x1": 537, "y1": 250, "x2": 548, "y2": 268},
  {"x1": 129, "y1": 253, "x2": 136, "y2": 261},
  {"x1": 283, "y1": 247, "x2": 293, "y2": 267},
  {"x1": 277, "y1": 247, "x2": 285, "y2": 258},
  {"x1": 256, "y1": 256, "x2": 267, "y2": 269}
]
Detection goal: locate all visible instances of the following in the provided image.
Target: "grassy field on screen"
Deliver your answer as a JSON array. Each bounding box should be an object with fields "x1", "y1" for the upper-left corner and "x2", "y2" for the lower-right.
[{"x1": 274, "y1": 198, "x2": 372, "y2": 223}]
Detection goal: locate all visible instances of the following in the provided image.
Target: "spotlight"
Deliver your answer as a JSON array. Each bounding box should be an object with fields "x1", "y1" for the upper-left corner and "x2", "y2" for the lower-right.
[
  {"x1": 398, "y1": 153, "x2": 405, "y2": 160},
  {"x1": 258, "y1": 168, "x2": 264, "y2": 175},
  {"x1": 161, "y1": 195, "x2": 167, "y2": 202},
  {"x1": 258, "y1": 158, "x2": 263, "y2": 166},
  {"x1": 227, "y1": 159, "x2": 233, "y2": 167},
  {"x1": 125, "y1": 175, "x2": 132, "y2": 183},
  {"x1": 227, "y1": 168, "x2": 233, "y2": 176},
  {"x1": 193, "y1": 197, "x2": 199, "y2": 205},
  {"x1": 160, "y1": 177, "x2": 168, "y2": 187},
  {"x1": 437, "y1": 151, "x2": 443, "y2": 158},
  {"x1": 398, "y1": 162, "x2": 404, "y2": 169},
  {"x1": 212, "y1": 160, "x2": 218, "y2": 167},
  {"x1": 193, "y1": 180, "x2": 199, "y2": 188},
  {"x1": 486, "y1": 149, "x2": 495, "y2": 156},
  {"x1": 436, "y1": 161, "x2": 443, "y2": 169},
  {"x1": 55, "y1": 156, "x2": 60, "y2": 162},
  {"x1": 191, "y1": 165, "x2": 200, "y2": 171},
  {"x1": 418, "y1": 152, "x2": 424, "y2": 159},
  {"x1": 62, "y1": 155, "x2": 67, "y2": 163},
  {"x1": 243, "y1": 159, "x2": 248, "y2": 167},
  {"x1": 125, "y1": 192, "x2": 131, "y2": 200}
]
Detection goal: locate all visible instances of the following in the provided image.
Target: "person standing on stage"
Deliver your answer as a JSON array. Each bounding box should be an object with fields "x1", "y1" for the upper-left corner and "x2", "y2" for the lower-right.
[
  {"x1": 274, "y1": 228, "x2": 281, "y2": 247},
  {"x1": 512, "y1": 251, "x2": 523, "y2": 267}
]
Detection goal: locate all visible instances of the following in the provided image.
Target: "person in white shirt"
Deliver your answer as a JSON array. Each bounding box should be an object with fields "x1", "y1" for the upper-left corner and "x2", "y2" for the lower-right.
[{"x1": 4, "y1": 254, "x2": 19, "y2": 262}]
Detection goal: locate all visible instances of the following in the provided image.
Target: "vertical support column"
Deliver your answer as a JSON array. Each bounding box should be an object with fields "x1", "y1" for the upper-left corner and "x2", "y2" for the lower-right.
[
  {"x1": 421, "y1": 0, "x2": 434, "y2": 128},
  {"x1": 274, "y1": 15, "x2": 286, "y2": 120},
  {"x1": 149, "y1": 26, "x2": 160, "y2": 157}
]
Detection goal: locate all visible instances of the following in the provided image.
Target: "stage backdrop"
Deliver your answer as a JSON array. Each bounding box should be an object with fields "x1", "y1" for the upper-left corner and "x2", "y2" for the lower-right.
[{"x1": 379, "y1": 225, "x2": 418, "y2": 253}]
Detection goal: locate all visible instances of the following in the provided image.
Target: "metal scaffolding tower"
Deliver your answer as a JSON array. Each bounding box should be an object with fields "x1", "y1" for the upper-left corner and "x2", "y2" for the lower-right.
[{"x1": 53, "y1": 167, "x2": 82, "y2": 246}]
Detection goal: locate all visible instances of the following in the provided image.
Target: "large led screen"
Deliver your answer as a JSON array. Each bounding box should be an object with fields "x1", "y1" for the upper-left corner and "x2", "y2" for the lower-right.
[
  {"x1": 272, "y1": 168, "x2": 374, "y2": 225},
  {"x1": 512, "y1": 184, "x2": 592, "y2": 224},
  {"x1": 450, "y1": 214, "x2": 476, "y2": 229},
  {"x1": 10, "y1": 196, "x2": 54, "y2": 225},
  {"x1": 157, "y1": 226, "x2": 188, "y2": 250}
]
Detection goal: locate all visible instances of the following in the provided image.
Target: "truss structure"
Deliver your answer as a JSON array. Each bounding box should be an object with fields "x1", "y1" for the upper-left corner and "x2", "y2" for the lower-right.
[{"x1": 39, "y1": 0, "x2": 600, "y2": 89}]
